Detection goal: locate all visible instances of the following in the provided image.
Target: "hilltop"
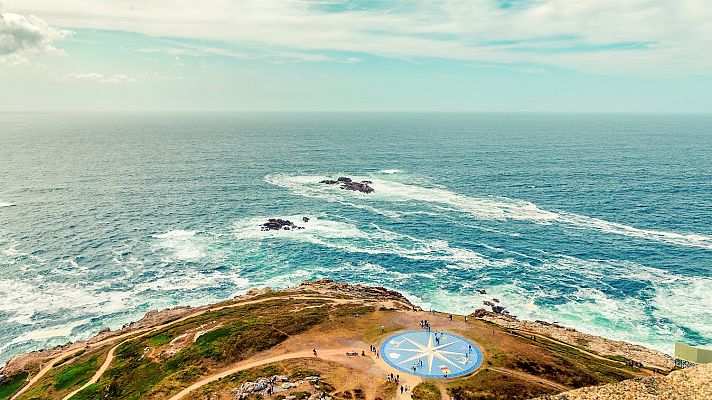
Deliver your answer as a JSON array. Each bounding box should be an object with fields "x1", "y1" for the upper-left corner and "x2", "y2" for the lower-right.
[{"x1": 0, "y1": 281, "x2": 694, "y2": 400}]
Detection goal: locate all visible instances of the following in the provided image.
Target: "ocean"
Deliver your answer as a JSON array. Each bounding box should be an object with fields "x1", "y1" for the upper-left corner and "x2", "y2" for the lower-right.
[{"x1": 1, "y1": 112, "x2": 710, "y2": 364}]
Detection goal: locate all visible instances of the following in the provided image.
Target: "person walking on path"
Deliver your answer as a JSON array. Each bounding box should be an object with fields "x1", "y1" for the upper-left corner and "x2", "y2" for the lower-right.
[{"x1": 313, "y1": 348, "x2": 318, "y2": 357}]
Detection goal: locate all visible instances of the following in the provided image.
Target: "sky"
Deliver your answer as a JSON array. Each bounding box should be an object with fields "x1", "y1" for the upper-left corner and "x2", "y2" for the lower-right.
[{"x1": 1, "y1": 0, "x2": 711, "y2": 112}]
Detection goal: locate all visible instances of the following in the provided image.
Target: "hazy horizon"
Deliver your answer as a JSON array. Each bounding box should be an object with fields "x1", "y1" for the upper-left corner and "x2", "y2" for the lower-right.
[{"x1": 2, "y1": 1, "x2": 712, "y2": 113}]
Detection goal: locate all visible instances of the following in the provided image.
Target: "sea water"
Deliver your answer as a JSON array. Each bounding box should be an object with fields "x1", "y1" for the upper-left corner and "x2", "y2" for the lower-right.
[{"x1": 0, "y1": 112, "x2": 710, "y2": 363}]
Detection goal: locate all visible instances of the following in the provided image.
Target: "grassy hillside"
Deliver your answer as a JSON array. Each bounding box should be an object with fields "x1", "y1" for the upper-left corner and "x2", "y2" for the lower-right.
[{"x1": 0, "y1": 282, "x2": 656, "y2": 400}]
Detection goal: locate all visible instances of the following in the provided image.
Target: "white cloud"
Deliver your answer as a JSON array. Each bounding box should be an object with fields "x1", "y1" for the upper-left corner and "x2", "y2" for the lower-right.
[
  {"x1": 62, "y1": 72, "x2": 135, "y2": 83},
  {"x1": 3, "y1": 0, "x2": 712, "y2": 74},
  {"x1": 58, "y1": 71, "x2": 183, "y2": 83},
  {"x1": 0, "y1": 11, "x2": 72, "y2": 64}
]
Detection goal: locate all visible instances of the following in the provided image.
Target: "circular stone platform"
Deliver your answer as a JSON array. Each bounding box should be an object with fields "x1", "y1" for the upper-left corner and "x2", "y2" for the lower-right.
[{"x1": 380, "y1": 331, "x2": 482, "y2": 378}]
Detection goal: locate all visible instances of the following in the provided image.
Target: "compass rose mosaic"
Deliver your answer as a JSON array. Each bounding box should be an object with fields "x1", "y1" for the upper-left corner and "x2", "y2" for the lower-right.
[{"x1": 380, "y1": 331, "x2": 482, "y2": 378}]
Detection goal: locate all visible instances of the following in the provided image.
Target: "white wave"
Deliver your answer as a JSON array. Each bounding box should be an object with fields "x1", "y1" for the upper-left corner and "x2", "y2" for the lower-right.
[
  {"x1": 0, "y1": 319, "x2": 90, "y2": 353},
  {"x1": 379, "y1": 169, "x2": 402, "y2": 174},
  {"x1": 561, "y1": 212, "x2": 712, "y2": 250},
  {"x1": 266, "y1": 174, "x2": 712, "y2": 250},
  {"x1": 153, "y1": 230, "x2": 209, "y2": 261},
  {"x1": 651, "y1": 276, "x2": 712, "y2": 349},
  {"x1": 233, "y1": 215, "x2": 509, "y2": 268},
  {"x1": 134, "y1": 270, "x2": 249, "y2": 293},
  {"x1": 1, "y1": 246, "x2": 25, "y2": 257},
  {"x1": 266, "y1": 174, "x2": 558, "y2": 222},
  {"x1": 0, "y1": 202, "x2": 15, "y2": 208}
]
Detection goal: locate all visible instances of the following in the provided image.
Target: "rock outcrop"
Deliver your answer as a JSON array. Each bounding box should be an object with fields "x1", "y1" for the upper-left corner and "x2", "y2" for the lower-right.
[
  {"x1": 260, "y1": 218, "x2": 309, "y2": 231},
  {"x1": 299, "y1": 280, "x2": 418, "y2": 309},
  {"x1": 319, "y1": 177, "x2": 374, "y2": 193}
]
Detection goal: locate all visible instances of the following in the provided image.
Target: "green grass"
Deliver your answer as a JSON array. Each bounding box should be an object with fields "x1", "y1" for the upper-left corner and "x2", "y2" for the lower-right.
[
  {"x1": 448, "y1": 368, "x2": 557, "y2": 400},
  {"x1": 148, "y1": 333, "x2": 173, "y2": 347},
  {"x1": 0, "y1": 372, "x2": 28, "y2": 400},
  {"x1": 53, "y1": 355, "x2": 101, "y2": 391},
  {"x1": 71, "y1": 299, "x2": 337, "y2": 399},
  {"x1": 412, "y1": 382, "x2": 440, "y2": 400}
]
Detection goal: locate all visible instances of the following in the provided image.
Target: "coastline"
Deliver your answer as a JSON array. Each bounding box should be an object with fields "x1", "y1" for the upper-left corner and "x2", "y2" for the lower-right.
[{"x1": 0, "y1": 280, "x2": 673, "y2": 377}]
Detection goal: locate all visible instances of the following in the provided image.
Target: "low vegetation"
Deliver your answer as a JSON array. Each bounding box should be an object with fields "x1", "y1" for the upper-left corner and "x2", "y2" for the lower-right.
[
  {"x1": 411, "y1": 382, "x2": 440, "y2": 400},
  {"x1": 0, "y1": 371, "x2": 28, "y2": 400}
]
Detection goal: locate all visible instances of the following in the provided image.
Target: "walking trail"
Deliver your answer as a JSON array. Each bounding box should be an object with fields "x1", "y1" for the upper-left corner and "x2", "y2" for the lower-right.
[{"x1": 12, "y1": 295, "x2": 363, "y2": 400}]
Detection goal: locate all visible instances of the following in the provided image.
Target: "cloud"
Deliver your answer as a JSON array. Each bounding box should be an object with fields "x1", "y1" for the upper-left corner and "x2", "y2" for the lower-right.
[
  {"x1": 58, "y1": 71, "x2": 183, "y2": 83},
  {"x1": 0, "y1": 11, "x2": 72, "y2": 64},
  {"x1": 3, "y1": 0, "x2": 712, "y2": 74},
  {"x1": 62, "y1": 72, "x2": 135, "y2": 83}
]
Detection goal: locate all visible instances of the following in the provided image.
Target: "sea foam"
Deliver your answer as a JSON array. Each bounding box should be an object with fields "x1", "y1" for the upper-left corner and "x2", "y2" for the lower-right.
[
  {"x1": 233, "y1": 214, "x2": 509, "y2": 268},
  {"x1": 267, "y1": 174, "x2": 712, "y2": 250}
]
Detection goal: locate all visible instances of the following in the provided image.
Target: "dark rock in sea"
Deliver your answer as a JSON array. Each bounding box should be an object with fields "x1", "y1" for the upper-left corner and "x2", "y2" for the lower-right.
[
  {"x1": 261, "y1": 218, "x2": 298, "y2": 231},
  {"x1": 483, "y1": 301, "x2": 495, "y2": 307},
  {"x1": 492, "y1": 305, "x2": 507, "y2": 314},
  {"x1": 342, "y1": 181, "x2": 374, "y2": 193},
  {"x1": 477, "y1": 289, "x2": 487, "y2": 295},
  {"x1": 319, "y1": 176, "x2": 374, "y2": 194},
  {"x1": 492, "y1": 298, "x2": 500, "y2": 303},
  {"x1": 362, "y1": 180, "x2": 372, "y2": 184},
  {"x1": 303, "y1": 216, "x2": 310, "y2": 223}
]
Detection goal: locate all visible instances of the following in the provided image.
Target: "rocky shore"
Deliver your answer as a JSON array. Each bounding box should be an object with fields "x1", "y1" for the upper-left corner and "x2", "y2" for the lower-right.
[
  {"x1": 0, "y1": 281, "x2": 673, "y2": 381},
  {"x1": 0, "y1": 280, "x2": 415, "y2": 377}
]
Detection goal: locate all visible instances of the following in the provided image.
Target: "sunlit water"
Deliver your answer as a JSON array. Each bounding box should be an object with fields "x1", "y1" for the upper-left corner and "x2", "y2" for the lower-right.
[{"x1": 1, "y1": 112, "x2": 711, "y2": 363}]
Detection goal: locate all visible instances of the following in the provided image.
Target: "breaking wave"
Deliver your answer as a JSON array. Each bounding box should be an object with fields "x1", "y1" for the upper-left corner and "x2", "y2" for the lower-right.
[{"x1": 266, "y1": 174, "x2": 712, "y2": 250}]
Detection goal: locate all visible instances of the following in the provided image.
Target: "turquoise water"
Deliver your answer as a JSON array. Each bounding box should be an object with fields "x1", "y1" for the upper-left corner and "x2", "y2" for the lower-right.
[{"x1": 0, "y1": 112, "x2": 711, "y2": 363}]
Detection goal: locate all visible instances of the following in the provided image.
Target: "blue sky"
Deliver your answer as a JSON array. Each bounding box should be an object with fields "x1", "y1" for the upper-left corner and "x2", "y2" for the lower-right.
[{"x1": 1, "y1": 0, "x2": 711, "y2": 111}]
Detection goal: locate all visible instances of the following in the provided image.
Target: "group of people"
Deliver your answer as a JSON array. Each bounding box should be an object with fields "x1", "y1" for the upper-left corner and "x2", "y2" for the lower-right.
[
  {"x1": 386, "y1": 373, "x2": 411, "y2": 394},
  {"x1": 369, "y1": 344, "x2": 380, "y2": 358},
  {"x1": 410, "y1": 358, "x2": 424, "y2": 373},
  {"x1": 386, "y1": 373, "x2": 400, "y2": 383},
  {"x1": 419, "y1": 320, "x2": 431, "y2": 331},
  {"x1": 431, "y1": 330, "x2": 447, "y2": 345}
]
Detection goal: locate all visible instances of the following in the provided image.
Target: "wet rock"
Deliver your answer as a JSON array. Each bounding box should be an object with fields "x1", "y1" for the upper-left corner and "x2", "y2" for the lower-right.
[
  {"x1": 261, "y1": 218, "x2": 297, "y2": 231},
  {"x1": 492, "y1": 305, "x2": 507, "y2": 314},
  {"x1": 483, "y1": 301, "x2": 495, "y2": 307},
  {"x1": 470, "y1": 308, "x2": 489, "y2": 318},
  {"x1": 319, "y1": 177, "x2": 374, "y2": 194},
  {"x1": 492, "y1": 298, "x2": 500, "y2": 303},
  {"x1": 303, "y1": 216, "x2": 310, "y2": 223},
  {"x1": 477, "y1": 289, "x2": 487, "y2": 295}
]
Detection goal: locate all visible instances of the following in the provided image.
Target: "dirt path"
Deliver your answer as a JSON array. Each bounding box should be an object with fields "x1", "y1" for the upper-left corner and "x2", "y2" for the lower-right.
[
  {"x1": 489, "y1": 367, "x2": 570, "y2": 392},
  {"x1": 370, "y1": 354, "x2": 421, "y2": 400},
  {"x1": 434, "y1": 381, "x2": 449, "y2": 400},
  {"x1": 167, "y1": 348, "x2": 351, "y2": 400},
  {"x1": 13, "y1": 295, "x2": 364, "y2": 400}
]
